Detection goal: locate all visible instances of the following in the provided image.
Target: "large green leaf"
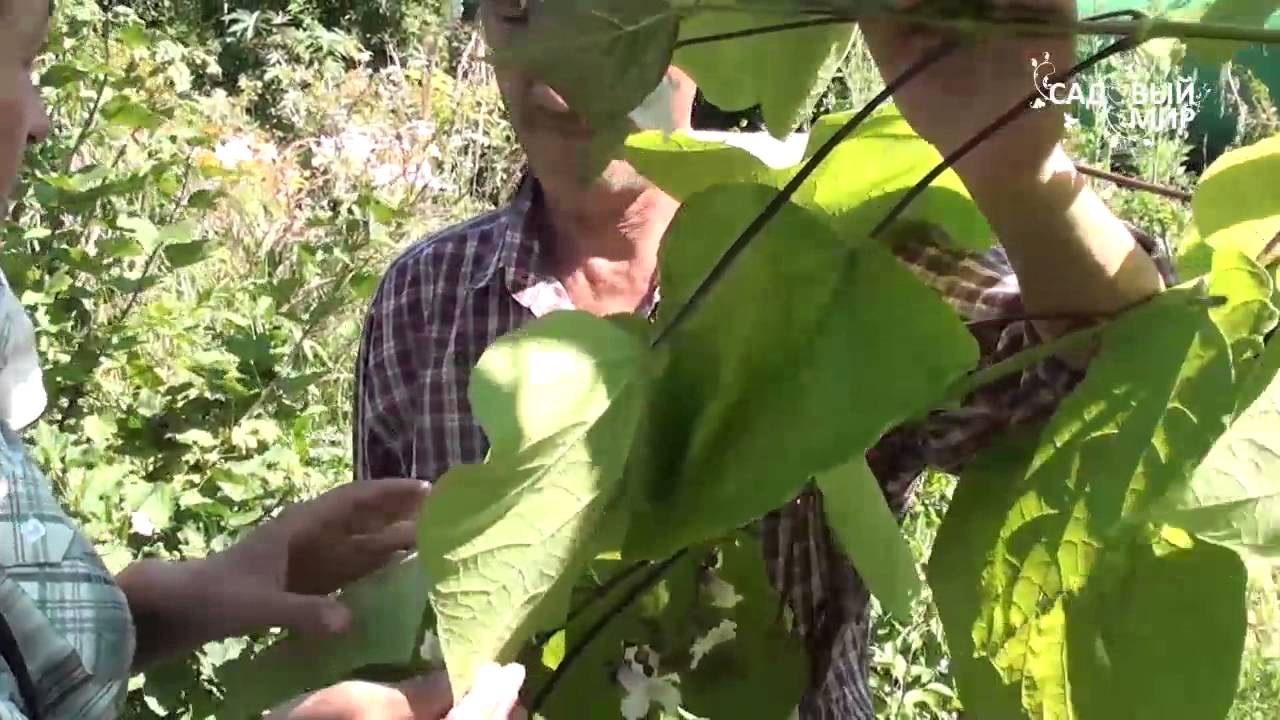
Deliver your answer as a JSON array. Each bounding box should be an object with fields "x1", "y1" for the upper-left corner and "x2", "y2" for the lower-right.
[
  {"x1": 978, "y1": 286, "x2": 1233, "y2": 668},
  {"x1": 928, "y1": 429, "x2": 1038, "y2": 718},
  {"x1": 622, "y1": 183, "x2": 978, "y2": 560},
  {"x1": 487, "y1": 0, "x2": 677, "y2": 133},
  {"x1": 1058, "y1": 533, "x2": 1248, "y2": 720},
  {"x1": 418, "y1": 311, "x2": 655, "y2": 696},
  {"x1": 1153, "y1": 328, "x2": 1280, "y2": 562},
  {"x1": 482, "y1": 0, "x2": 678, "y2": 178},
  {"x1": 673, "y1": 0, "x2": 855, "y2": 139},
  {"x1": 624, "y1": 106, "x2": 995, "y2": 252},
  {"x1": 1182, "y1": 0, "x2": 1280, "y2": 62},
  {"x1": 210, "y1": 553, "x2": 433, "y2": 720},
  {"x1": 1142, "y1": 254, "x2": 1280, "y2": 563},
  {"x1": 814, "y1": 457, "x2": 922, "y2": 619},
  {"x1": 927, "y1": 269, "x2": 1270, "y2": 718},
  {"x1": 1202, "y1": 246, "x2": 1279, "y2": 367},
  {"x1": 929, "y1": 432, "x2": 1249, "y2": 720},
  {"x1": 1185, "y1": 132, "x2": 1280, "y2": 266},
  {"x1": 469, "y1": 310, "x2": 656, "y2": 458}
]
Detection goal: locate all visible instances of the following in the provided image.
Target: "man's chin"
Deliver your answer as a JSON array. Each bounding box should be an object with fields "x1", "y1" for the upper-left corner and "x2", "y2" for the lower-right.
[{"x1": 531, "y1": 151, "x2": 650, "y2": 195}]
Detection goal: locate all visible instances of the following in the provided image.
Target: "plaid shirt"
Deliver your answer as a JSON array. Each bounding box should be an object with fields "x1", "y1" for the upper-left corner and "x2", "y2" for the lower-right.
[
  {"x1": 0, "y1": 268, "x2": 134, "y2": 720},
  {"x1": 0, "y1": 422, "x2": 135, "y2": 720},
  {"x1": 353, "y1": 176, "x2": 1176, "y2": 718}
]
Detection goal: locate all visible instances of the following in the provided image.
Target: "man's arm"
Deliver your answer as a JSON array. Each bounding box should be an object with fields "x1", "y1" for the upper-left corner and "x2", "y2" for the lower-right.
[
  {"x1": 962, "y1": 144, "x2": 1168, "y2": 359},
  {"x1": 893, "y1": 165, "x2": 1179, "y2": 477}
]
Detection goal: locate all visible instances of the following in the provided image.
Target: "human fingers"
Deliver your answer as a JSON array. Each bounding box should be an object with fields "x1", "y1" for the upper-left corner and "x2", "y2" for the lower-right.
[
  {"x1": 392, "y1": 671, "x2": 455, "y2": 719},
  {"x1": 352, "y1": 518, "x2": 419, "y2": 557},
  {"x1": 445, "y1": 663, "x2": 526, "y2": 720},
  {"x1": 219, "y1": 585, "x2": 354, "y2": 639},
  {"x1": 345, "y1": 478, "x2": 433, "y2": 534}
]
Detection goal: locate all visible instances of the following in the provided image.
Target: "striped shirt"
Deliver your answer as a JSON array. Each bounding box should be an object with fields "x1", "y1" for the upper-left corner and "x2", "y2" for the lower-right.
[{"x1": 352, "y1": 176, "x2": 1175, "y2": 718}]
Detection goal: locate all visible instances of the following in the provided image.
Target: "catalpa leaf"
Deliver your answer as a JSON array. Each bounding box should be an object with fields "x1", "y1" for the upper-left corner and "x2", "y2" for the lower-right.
[
  {"x1": 622, "y1": 183, "x2": 977, "y2": 560},
  {"x1": 673, "y1": 0, "x2": 856, "y2": 139},
  {"x1": 469, "y1": 310, "x2": 657, "y2": 458},
  {"x1": 930, "y1": 430, "x2": 1249, "y2": 720},
  {"x1": 928, "y1": 264, "x2": 1273, "y2": 718},
  {"x1": 1182, "y1": 0, "x2": 1280, "y2": 64},
  {"x1": 624, "y1": 106, "x2": 994, "y2": 251},
  {"x1": 928, "y1": 429, "x2": 1038, "y2": 718},
  {"x1": 486, "y1": 0, "x2": 677, "y2": 132},
  {"x1": 1058, "y1": 535, "x2": 1248, "y2": 720},
  {"x1": 1184, "y1": 132, "x2": 1280, "y2": 269},
  {"x1": 1156, "y1": 373, "x2": 1280, "y2": 562},
  {"x1": 211, "y1": 553, "x2": 433, "y2": 719},
  {"x1": 981, "y1": 286, "x2": 1234, "y2": 666},
  {"x1": 670, "y1": 535, "x2": 807, "y2": 720},
  {"x1": 1153, "y1": 326, "x2": 1280, "y2": 562},
  {"x1": 814, "y1": 457, "x2": 922, "y2": 619},
  {"x1": 418, "y1": 311, "x2": 654, "y2": 696},
  {"x1": 1204, "y1": 246, "x2": 1280, "y2": 376}
]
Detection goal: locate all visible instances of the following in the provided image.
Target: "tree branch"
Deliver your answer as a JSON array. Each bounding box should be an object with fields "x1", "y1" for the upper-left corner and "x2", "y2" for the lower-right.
[{"x1": 1074, "y1": 162, "x2": 1192, "y2": 202}]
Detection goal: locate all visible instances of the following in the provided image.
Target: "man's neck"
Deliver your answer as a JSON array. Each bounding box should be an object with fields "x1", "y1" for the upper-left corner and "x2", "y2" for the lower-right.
[{"x1": 538, "y1": 179, "x2": 679, "y2": 315}]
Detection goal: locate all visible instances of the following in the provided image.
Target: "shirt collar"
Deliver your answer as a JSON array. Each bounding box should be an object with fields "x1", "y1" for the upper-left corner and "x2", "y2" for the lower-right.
[{"x1": 488, "y1": 173, "x2": 662, "y2": 319}]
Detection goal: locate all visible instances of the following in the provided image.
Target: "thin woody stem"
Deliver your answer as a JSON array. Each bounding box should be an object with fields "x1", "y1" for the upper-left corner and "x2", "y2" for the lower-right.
[
  {"x1": 674, "y1": 7, "x2": 1280, "y2": 48},
  {"x1": 1074, "y1": 162, "x2": 1193, "y2": 202},
  {"x1": 531, "y1": 560, "x2": 651, "y2": 649},
  {"x1": 528, "y1": 550, "x2": 688, "y2": 713},
  {"x1": 675, "y1": 17, "x2": 854, "y2": 47}
]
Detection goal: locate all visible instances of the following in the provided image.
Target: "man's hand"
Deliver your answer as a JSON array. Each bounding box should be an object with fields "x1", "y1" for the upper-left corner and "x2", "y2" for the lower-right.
[
  {"x1": 119, "y1": 478, "x2": 431, "y2": 668},
  {"x1": 860, "y1": 0, "x2": 1075, "y2": 185}
]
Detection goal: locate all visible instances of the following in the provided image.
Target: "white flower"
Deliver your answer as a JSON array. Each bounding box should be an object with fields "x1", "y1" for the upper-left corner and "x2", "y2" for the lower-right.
[
  {"x1": 418, "y1": 629, "x2": 442, "y2": 666},
  {"x1": 338, "y1": 129, "x2": 376, "y2": 165},
  {"x1": 213, "y1": 137, "x2": 255, "y2": 169},
  {"x1": 689, "y1": 620, "x2": 736, "y2": 670},
  {"x1": 130, "y1": 510, "x2": 157, "y2": 537},
  {"x1": 371, "y1": 163, "x2": 402, "y2": 188},
  {"x1": 618, "y1": 644, "x2": 681, "y2": 720},
  {"x1": 255, "y1": 140, "x2": 280, "y2": 163}
]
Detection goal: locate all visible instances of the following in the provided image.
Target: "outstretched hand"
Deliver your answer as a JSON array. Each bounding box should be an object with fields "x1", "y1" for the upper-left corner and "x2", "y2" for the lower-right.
[
  {"x1": 203, "y1": 477, "x2": 433, "y2": 636},
  {"x1": 120, "y1": 478, "x2": 432, "y2": 668}
]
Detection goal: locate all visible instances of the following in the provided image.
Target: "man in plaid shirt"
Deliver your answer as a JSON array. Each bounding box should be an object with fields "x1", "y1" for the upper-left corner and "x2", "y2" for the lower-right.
[{"x1": 353, "y1": 0, "x2": 1176, "y2": 716}]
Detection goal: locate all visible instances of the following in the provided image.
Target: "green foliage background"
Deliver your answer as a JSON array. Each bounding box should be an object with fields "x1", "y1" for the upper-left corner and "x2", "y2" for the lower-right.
[{"x1": 2, "y1": 0, "x2": 1276, "y2": 718}]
